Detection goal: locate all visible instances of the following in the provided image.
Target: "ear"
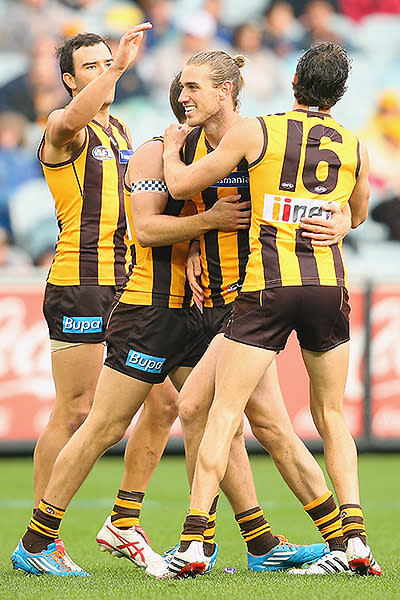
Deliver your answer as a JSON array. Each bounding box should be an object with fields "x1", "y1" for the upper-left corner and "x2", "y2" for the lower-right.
[
  {"x1": 63, "y1": 72, "x2": 76, "y2": 94},
  {"x1": 219, "y1": 80, "x2": 233, "y2": 100},
  {"x1": 293, "y1": 72, "x2": 298, "y2": 85}
]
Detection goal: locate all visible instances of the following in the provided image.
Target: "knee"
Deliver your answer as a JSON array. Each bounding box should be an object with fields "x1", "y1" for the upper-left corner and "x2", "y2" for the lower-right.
[
  {"x1": 179, "y1": 395, "x2": 208, "y2": 429},
  {"x1": 251, "y1": 419, "x2": 291, "y2": 454},
  {"x1": 87, "y1": 415, "x2": 128, "y2": 450},
  {"x1": 144, "y1": 400, "x2": 178, "y2": 431},
  {"x1": 311, "y1": 404, "x2": 344, "y2": 436},
  {"x1": 49, "y1": 394, "x2": 92, "y2": 436}
]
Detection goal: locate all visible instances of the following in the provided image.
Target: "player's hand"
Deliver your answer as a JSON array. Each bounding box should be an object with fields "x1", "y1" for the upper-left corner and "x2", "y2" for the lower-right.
[
  {"x1": 208, "y1": 195, "x2": 251, "y2": 232},
  {"x1": 113, "y1": 23, "x2": 152, "y2": 72},
  {"x1": 186, "y1": 240, "x2": 204, "y2": 303},
  {"x1": 164, "y1": 123, "x2": 190, "y2": 152},
  {"x1": 299, "y1": 202, "x2": 351, "y2": 246}
]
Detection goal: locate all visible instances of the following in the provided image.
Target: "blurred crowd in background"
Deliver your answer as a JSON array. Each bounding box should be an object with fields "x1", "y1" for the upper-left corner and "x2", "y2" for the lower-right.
[{"x1": 0, "y1": 0, "x2": 400, "y2": 275}]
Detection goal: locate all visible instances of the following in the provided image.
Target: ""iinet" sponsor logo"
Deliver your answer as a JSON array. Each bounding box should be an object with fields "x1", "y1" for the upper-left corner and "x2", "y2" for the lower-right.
[{"x1": 263, "y1": 193, "x2": 339, "y2": 224}]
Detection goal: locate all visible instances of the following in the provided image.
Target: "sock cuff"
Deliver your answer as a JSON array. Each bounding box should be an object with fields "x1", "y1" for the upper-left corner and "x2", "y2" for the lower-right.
[
  {"x1": 38, "y1": 499, "x2": 65, "y2": 519},
  {"x1": 303, "y1": 491, "x2": 332, "y2": 511}
]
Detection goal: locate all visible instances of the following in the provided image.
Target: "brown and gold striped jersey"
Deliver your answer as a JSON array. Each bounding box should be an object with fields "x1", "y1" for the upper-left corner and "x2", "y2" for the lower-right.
[
  {"x1": 120, "y1": 139, "x2": 192, "y2": 309},
  {"x1": 184, "y1": 127, "x2": 250, "y2": 308},
  {"x1": 39, "y1": 115, "x2": 132, "y2": 286},
  {"x1": 243, "y1": 109, "x2": 360, "y2": 292}
]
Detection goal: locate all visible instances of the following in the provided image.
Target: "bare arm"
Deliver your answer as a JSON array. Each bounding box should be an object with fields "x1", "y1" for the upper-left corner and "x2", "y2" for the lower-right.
[
  {"x1": 46, "y1": 23, "x2": 151, "y2": 149},
  {"x1": 163, "y1": 119, "x2": 262, "y2": 200},
  {"x1": 348, "y1": 143, "x2": 370, "y2": 228},
  {"x1": 128, "y1": 142, "x2": 251, "y2": 247}
]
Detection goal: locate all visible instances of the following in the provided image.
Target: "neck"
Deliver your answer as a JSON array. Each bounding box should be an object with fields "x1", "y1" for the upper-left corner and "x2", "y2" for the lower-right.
[
  {"x1": 202, "y1": 109, "x2": 242, "y2": 148},
  {"x1": 93, "y1": 105, "x2": 110, "y2": 127},
  {"x1": 292, "y1": 100, "x2": 331, "y2": 115}
]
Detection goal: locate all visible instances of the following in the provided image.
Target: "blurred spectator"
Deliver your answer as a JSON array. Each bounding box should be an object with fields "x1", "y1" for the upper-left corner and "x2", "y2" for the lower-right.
[
  {"x1": 232, "y1": 22, "x2": 285, "y2": 104},
  {"x1": 0, "y1": 226, "x2": 33, "y2": 270},
  {"x1": 141, "y1": 0, "x2": 177, "y2": 49},
  {"x1": 0, "y1": 36, "x2": 69, "y2": 126},
  {"x1": 338, "y1": 0, "x2": 400, "y2": 22},
  {"x1": 56, "y1": 0, "x2": 144, "y2": 35},
  {"x1": 0, "y1": 112, "x2": 42, "y2": 234},
  {"x1": 298, "y1": 0, "x2": 354, "y2": 50},
  {"x1": 358, "y1": 89, "x2": 400, "y2": 239},
  {"x1": 262, "y1": 1, "x2": 302, "y2": 57},
  {"x1": 1, "y1": 0, "x2": 68, "y2": 54},
  {"x1": 371, "y1": 196, "x2": 400, "y2": 240},
  {"x1": 358, "y1": 89, "x2": 400, "y2": 194},
  {"x1": 285, "y1": 0, "x2": 339, "y2": 18},
  {"x1": 141, "y1": 10, "x2": 218, "y2": 95},
  {"x1": 203, "y1": 0, "x2": 233, "y2": 45}
]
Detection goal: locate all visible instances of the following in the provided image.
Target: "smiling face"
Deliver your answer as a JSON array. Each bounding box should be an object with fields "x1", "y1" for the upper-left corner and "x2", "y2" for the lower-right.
[
  {"x1": 63, "y1": 42, "x2": 115, "y2": 104},
  {"x1": 178, "y1": 63, "x2": 227, "y2": 127}
]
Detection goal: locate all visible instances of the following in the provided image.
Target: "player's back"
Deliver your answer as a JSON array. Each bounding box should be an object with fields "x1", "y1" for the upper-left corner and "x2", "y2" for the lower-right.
[{"x1": 244, "y1": 109, "x2": 360, "y2": 292}]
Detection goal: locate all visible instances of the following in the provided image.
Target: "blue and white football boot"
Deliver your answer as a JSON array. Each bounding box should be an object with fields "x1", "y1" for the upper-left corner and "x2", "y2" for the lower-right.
[
  {"x1": 248, "y1": 535, "x2": 328, "y2": 572},
  {"x1": 11, "y1": 538, "x2": 89, "y2": 576}
]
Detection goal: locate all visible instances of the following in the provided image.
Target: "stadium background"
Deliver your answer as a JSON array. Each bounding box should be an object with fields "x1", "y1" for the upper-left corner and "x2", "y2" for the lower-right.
[{"x1": 0, "y1": 0, "x2": 399, "y2": 453}]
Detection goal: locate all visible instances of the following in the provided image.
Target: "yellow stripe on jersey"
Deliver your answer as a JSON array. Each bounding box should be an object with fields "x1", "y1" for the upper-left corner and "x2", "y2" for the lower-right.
[{"x1": 243, "y1": 110, "x2": 358, "y2": 292}]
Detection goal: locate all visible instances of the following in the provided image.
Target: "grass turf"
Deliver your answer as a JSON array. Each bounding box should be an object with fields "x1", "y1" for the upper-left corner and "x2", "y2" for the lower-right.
[{"x1": 0, "y1": 453, "x2": 399, "y2": 600}]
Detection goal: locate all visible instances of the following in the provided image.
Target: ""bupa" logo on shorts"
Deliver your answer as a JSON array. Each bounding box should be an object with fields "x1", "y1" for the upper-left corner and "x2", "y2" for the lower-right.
[
  {"x1": 125, "y1": 350, "x2": 166, "y2": 373},
  {"x1": 62, "y1": 316, "x2": 103, "y2": 334}
]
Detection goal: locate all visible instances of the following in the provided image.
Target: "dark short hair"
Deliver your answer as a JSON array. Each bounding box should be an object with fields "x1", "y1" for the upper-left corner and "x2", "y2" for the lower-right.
[
  {"x1": 293, "y1": 42, "x2": 351, "y2": 110},
  {"x1": 56, "y1": 33, "x2": 112, "y2": 96},
  {"x1": 169, "y1": 72, "x2": 186, "y2": 124}
]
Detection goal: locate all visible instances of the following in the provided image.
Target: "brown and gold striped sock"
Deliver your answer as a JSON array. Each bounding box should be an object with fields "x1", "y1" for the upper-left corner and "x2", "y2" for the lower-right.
[
  {"x1": 111, "y1": 490, "x2": 144, "y2": 529},
  {"x1": 304, "y1": 491, "x2": 345, "y2": 551},
  {"x1": 340, "y1": 503, "x2": 367, "y2": 545},
  {"x1": 179, "y1": 508, "x2": 209, "y2": 552},
  {"x1": 203, "y1": 495, "x2": 219, "y2": 557},
  {"x1": 235, "y1": 506, "x2": 279, "y2": 556},
  {"x1": 22, "y1": 499, "x2": 65, "y2": 553}
]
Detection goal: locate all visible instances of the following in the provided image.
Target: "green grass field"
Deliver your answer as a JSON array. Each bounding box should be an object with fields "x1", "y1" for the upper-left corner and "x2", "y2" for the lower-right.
[{"x1": 1, "y1": 453, "x2": 399, "y2": 600}]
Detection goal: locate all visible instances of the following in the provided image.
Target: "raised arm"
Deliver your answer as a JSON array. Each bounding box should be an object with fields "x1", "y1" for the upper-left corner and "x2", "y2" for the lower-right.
[
  {"x1": 163, "y1": 118, "x2": 262, "y2": 200},
  {"x1": 128, "y1": 141, "x2": 251, "y2": 248},
  {"x1": 46, "y1": 23, "x2": 151, "y2": 149}
]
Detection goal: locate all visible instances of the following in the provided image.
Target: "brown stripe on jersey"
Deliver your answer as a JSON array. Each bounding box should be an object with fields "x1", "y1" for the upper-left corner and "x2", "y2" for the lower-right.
[
  {"x1": 248, "y1": 117, "x2": 268, "y2": 168},
  {"x1": 295, "y1": 228, "x2": 320, "y2": 284},
  {"x1": 330, "y1": 244, "x2": 345, "y2": 285},
  {"x1": 111, "y1": 137, "x2": 128, "y2": 284},
  {"x1": 151, "y1": 245, "x2": 173, "y2": 307},
  {"x1": 183, "y1": 126, "x2": 203, "y2": 165},
  {"x1": 201, "y1": 184, "x2": 224, "y2": 305},
  {"x1": 355, "y1": 139, "x2": 361, "y2": 178},
  {"x1": 79, "y1": 127, "x2": 103, "y2": 282},
  {"x1": 279, "y1": 118, "x2": 303, "y2": 192},
  {"x1": 259, "y1": 224, "x2": 281, "y2": 285},
  {"x1": 237, "y1": 159, "x2": 251, "y2": 287}
]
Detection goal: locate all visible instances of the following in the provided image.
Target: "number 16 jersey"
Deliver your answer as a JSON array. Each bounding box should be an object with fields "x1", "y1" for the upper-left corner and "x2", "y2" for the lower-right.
[{"x1": 243, "y1": 109, "x2": 360, "y2": 292}]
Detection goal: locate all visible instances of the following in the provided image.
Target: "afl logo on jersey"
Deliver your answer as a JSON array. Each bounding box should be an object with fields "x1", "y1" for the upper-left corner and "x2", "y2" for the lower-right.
[{"x1": 92, "y1": 145, "x2": 114, "y2": 161}]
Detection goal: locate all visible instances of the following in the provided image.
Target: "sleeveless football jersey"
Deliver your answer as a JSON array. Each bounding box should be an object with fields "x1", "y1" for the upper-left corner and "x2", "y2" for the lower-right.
[
  {"x1": 184, "y1": 127, "x2": 250, "y2": 308},
  {"x1": 243, "y1": 109, "x2": 360, "y2": 291},
  {"x1": 120, "y1": 138, "x2": 192, "y2": 309},
  {"x1": 39, "y1": 115, "x2": 132, "y2": 286}
]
